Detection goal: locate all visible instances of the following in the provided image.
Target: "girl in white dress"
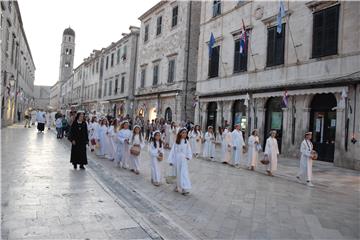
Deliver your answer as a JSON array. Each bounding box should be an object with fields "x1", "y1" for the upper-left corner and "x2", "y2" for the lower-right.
[
  {"x1": 129, "y1": 125, "x2": 145, "y2": 174},
  {"x1": 96, "y1": 119, "x2": 107, "y2": 157},
  {"x1": 106, "y1": 119, "x2": 118, "y2": 161},
  {"x1": 168, "y1": 127, "x2": 192, "y2": 195},
  {"x1": 169, "y1": 122, "x2": 177, "y2": 147},
  {"x1": 116, "y1": 121, "x2": 132, "y2": 168},
  {"x1": 247, "y1": 129, "x2": 260, "y2": 170},
  {"x1": 203, "y1": 126, "x2": 216, "y2": 160},
  {"x1": 149, "y1": 130, "x2": 164, "y2": 186},
  {"x1": 190, "y1": 125, "x2": 202, "y2": 157},
  {"x1": 264, "y1": 130, "x2": 280, "y2": 176},
  {"x1": 221, "y1": 126, "x2": 233, "y2": 164}
]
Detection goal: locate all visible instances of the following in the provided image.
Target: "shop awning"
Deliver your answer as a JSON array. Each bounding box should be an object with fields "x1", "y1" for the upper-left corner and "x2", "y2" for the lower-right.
[
  {"x1": 253, "y1": 86, "x2": 348, "y2": 98},
  {"x1": 200, "y1": 94, "x2": 248, "y2": 102}
]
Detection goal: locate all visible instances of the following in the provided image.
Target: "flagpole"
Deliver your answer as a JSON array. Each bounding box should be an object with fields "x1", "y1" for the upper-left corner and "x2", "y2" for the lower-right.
[{"x1": 285, "y1": 1, "x2": 299, "y2": 64}]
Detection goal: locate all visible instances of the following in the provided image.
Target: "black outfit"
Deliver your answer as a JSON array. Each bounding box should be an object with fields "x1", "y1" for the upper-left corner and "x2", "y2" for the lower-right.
[
  {"x1": 68, "y1": 121, "x2": 89, "y2": 168},
  {"x1": 37, "y1": 123, "x2": 45, "y2": 132}
]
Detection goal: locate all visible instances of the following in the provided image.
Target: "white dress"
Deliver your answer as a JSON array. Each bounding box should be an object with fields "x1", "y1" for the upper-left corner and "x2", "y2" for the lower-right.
[
  {"x1": 247, "y1": 135, "x2": 260, "y2": 167},
  {"x1": 169, "y1": 127, "x2": 177, "y2": 146},
  {"x1": 168, "y1": 139, "x2": 192, "y2": 192},
  {"x1": 106, "y1": 126, "x2": 116, "y2": 160},
  {"x1": 116, "y1": 129, "x2": 132, "y2": 168},
  {"x1": 129, "y1": 134, "x2": 145, "y2": 172},
  {"x1": 298, "y1": 139, "x2": 313, "y2": 181},
  {"x1": 264, "y1": 137, "x2": 279, "y2": 172},
  {"x1": 222, "y1": 130, "x2": 233, "y2": 163},
  {"x1": 190, "y1": 130, "x2": 202, "y2": 155},
  {"x1": 96, "y1": 125, "x2": 108, "y2": 157},
  {"x1": 232, "y1": 130, "x2": 245, "y2": 165},
  {"x1": 203, "y1": 132, "x2": 215, "y2": 158},
  {"x1": 149, "y1": 141, "x2": 164, "y2": 183}
]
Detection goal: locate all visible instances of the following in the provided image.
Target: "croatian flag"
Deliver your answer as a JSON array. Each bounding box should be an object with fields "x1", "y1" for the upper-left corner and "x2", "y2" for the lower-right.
[
  {"x1": 240, "y1": 19, "x2": 247, "y2": 54},
  {"x1": 208, "y1": 32, "x2": 216, "y2": 58},
  {"x1": 282, "y1": 90, "x2": 289, "y2": 108},
  {"x1": 277, "y1": 1, "x2": 285, "y2": 34},
  {"x1": 192, "y1": 97, "x2": 198, "y2": 108}
]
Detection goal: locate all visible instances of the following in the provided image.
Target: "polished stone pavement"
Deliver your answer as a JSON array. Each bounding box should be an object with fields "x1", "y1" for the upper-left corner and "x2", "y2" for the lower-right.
[{"x1": 2, "y1": 125, "x2": 360, "y2": 239}]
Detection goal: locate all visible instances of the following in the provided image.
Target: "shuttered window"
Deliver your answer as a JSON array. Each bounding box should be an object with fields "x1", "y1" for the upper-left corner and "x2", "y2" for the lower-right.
[
  {"x1": 141, "y1": 69, "x2": 146, "y2": 87},
  {"x1": 153, "y1": 65, "x2": 159, "y2": 86},
  {"x1": 156, "y1": 16, "x2": 162, "y2": 36},
  {"x1": 121, "y1": 76, "x2": 125, "y2": 93},
  {"x1": 233, "y1": 37, "x2": 248, "y2": 73},
  {"x1": 312, "y1": 5, "x2": 339, "y2": 58},
  {"x1": 266, "y1": 24, "x2": 285, "y2": 67},
  {"x1": 168, "y1": 59, "x2": 175, "y2": 83},
  {"x1": 208, "y1": 46, "x2": 220, "y2": 78},
  {"x1": 172, "y1": 6, "x2": 178, "y2": 27}
]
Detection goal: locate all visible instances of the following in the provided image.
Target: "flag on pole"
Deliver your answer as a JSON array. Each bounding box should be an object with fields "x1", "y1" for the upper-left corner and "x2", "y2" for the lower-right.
[
  {"x1": 244, "y1": 93, "x2": 250, "y2": 107},
  {"x1": 339, "y1": 87, "x2": 347, "y2": 108},
  {"x1": 282, "y1": 90, "x2": 289, "y2": 108},
  {"x1": 240, "y1": 19, "x2": 247, "y2": 54},
  {"x1": 192, "y1": 97, "x2": 198, "y2": 108},
  {"x1": 277, "y1": 1, "x2": 285, "y2": 34},
  {"x1": 208, "y1": 32, "x2": 216, "y2": 58}
]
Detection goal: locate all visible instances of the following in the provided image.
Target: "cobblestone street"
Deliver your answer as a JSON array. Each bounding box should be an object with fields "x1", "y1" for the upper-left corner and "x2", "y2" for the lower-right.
[{"x1": 2, "y1": 125, "x2": 360, "y2": 239}]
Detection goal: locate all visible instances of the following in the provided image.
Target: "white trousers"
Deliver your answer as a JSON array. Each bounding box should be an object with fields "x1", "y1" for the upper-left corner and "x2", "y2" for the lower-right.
[{"x1": 298, "y1": 157, "x2": 313, "y2": 181}]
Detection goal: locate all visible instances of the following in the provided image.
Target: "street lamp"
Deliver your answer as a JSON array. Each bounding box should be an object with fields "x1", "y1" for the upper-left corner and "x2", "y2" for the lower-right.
[{"x1": 9, "y1": 75, "x2": 15, "y2": 87}]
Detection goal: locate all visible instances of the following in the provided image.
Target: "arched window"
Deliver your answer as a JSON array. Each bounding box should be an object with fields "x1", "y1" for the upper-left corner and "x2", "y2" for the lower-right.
[{"x1": 165, "y1": 107, "x2": 172, "y2": 122}]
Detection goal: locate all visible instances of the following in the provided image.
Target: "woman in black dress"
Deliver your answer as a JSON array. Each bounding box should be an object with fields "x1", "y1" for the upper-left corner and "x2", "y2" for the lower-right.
[{"x1": 68, "y1": 112, "x2": 89, "y2": 170}]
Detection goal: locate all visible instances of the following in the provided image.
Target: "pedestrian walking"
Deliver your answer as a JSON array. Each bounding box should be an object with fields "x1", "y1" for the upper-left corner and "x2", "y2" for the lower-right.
[
  {"x1": 190, "y1": 125, "x2": 202, "y2": 157},
  {"x1": 129, "y1": 125, "x2": 144, "y2": 174},
  {"x1": 62, "y1": 117, "x2": 69, "y2": 137},
  {"x1": 116, "y1": 120, "x2": 132, "y2": 168},
  {"x1": 88, "y1": 117, "x2": 98, "y2": 152},
  {"x1": 96, "y1": 118, "x2": 108, "y2": 158},
  {"x1": 203, "y1": 126, "x2": 216, "y2": 160},
  {"x1": 168, "y1": 127, "x2": 192, "y2": 195},
  {"x1": 107, "y1": 119, "x2": 118, "y2": 160},
  {"x1": 55, "y1": 115, "x2": 63, "y2": 139},
  {"x1": 221, "y1": 126, "x2": 233, "y2": 164},
  {"x1": 68, "y1": 112, "x2": 89, "y2": 170},
  {"x1": 264, "y1": 130, "x2": 280, "y2": 176},
  {"x1": 297, "y1": 132, "x2": 316, "y2": 187},
  {"x1": 231, "y1": 123, "x2": 245, "y2": 167},
  {"x1": 36, "y1": 109, "x2": 46, "y2": 133},
  {"x1": 149, "y1": 130, "x2": 164, "y2": 186},
  {"x1": 24, "y1": 109, "x2": 31, "y2": 128},
  {"x1": 247, "y1": 129, "x2": 261, "y2": 170}
]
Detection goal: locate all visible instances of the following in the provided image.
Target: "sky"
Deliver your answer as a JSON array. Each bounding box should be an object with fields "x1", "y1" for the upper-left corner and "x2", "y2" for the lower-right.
[{"x1": 18, "y1": 0, "x2": 159, "y2": 86}]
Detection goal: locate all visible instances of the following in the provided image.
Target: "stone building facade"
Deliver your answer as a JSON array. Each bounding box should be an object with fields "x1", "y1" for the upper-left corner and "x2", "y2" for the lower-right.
[
  {"x1": 134, "y1": 1, "x2": 201, "y2": 123},
  {"x1": 195, "y1": 1, "x2": 360, "y2": 169},
  {"x1": 1, "y1": 0, "x2": 35, "y2": 126},
  {"x1": 33, "y1": 85, "x2": 50, "y2": 110},
  {"x1": 49, "y1": 81, "x2": 59, "y2": 109}
]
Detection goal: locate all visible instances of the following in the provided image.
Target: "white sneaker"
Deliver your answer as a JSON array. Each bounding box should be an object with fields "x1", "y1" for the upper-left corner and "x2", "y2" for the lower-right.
[
  {"x1": 296, "y1": 176, "x2": 302, "y2": 183},
  {"x1": 306, "y1": 181, "x2": 314, "y2": 187}
]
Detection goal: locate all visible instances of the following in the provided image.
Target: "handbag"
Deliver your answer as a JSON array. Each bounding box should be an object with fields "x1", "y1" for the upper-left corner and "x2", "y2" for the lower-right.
[
  {"x1": 130, "y1": 144, "x2": 141, "y2": 156},
  {"x1": 90, "y1": 139, "x2": 96, "y2": 146},
  {"x1": 260, "y1": 155, "x2": 270, "y2": 165}
]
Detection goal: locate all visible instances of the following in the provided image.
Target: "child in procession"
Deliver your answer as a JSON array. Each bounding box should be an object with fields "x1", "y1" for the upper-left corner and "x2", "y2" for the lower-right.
[
  {"x1": 203, "y1": 126, "x2": 216, "y2": 160},
  {"x1": 232, "y1": 123, "x2": 245, "y2": 167},
  {"x1": 149, "y1": 130, "x2": 164, "y2": 186},
  {"x1": 297, "y1": 132, "x2": 316, "y2": 187},
  {"x1": 247, "y1": 129, "x2": 260, "y2": 170},
  {"x1": 221, "y1": 125, "x2": 233, "y2": 164},
  {"x1": 116, "y1": 120, "x2": 132, "y2": 168},
  {"x1": 264, "y1": 130, "x2": 280, "y2": 176},
  {"x1": 190, "y1": 125, "x2": 202, "y2": 157},
  {"x1": 129, "y1": 125, "x2": 145, "y2": 174},
  {"x1": 168, "y1": 127, "x2": 192, "y2": 195}
]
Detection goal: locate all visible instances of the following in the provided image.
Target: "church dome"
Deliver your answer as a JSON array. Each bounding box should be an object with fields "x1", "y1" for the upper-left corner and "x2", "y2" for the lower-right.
[{"x1": 63, "y1": 27, "x2": 75, "y2": 37}]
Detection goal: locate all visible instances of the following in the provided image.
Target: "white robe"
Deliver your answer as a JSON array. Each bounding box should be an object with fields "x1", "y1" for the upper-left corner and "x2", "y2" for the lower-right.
[
  {"x1": 106, "y1": 126, "x2": 117, "y2": 160},
  {"x1": 36, "y1": 111, "x2": 46, "y2": 124},
  {"x1": 168, "y1": 139, "x2": 192, "y2": 192},
  {"x1": 164, "y1": 124, "x2": 170, "y2": 145},
  {"x1": 298, "y1": 139, "x2": 313, "y2": 181},
  {"x1": 30, "y1": 110, "x2": 37, "y2": 125},
  {"x1": 203, "y1": 132, "x2": 215, "y2": 158},
  {"x1": 129, "y1": 134, "x2": 145, "y2": 171},
  {"x1": 247, "y1": 135, "x2": 260, "y2": 167},
  {"x1": 96, "y1": 125, "x2": 108, "y2": 157},
  {"x1": 232, "y1": 130, "x2": 245, "y2": 165},
  {"x1": 149, "y1": 141, "x2": 164, "y2": 183},
  {"x1": 264, "y1": 137, "x2": 279, "y2": 172},
  {"x1": 169, "y1": 127, "x2": 177, "y2": 147},
  {"x1": 116, "y1": 129, "x2": 132, "y2": 168},
  {"x1": 190, "y1": 130, "x2": 202, "y2": 155},
  {"x1": 189, "y1": 130, "x2": 196, "y2": 154},
  {"x1": 222, "y1": 130, "x2": 233, "y2": 163}
]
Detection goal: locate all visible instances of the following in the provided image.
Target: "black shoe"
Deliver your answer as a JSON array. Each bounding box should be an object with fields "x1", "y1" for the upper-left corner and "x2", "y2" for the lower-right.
[
  {"x1": 80, "y1": 165, "x2": 86, "y2": 170},
  {"x1": 73, "y1": 164, "x2": 77, "y2": 170}
]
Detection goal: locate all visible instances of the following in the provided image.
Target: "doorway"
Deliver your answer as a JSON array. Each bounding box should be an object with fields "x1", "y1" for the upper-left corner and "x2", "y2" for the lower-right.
[
  {"x1": 206, "y1": 102, "x2": 217, "y2": 130},
  {"x1": 309, "y1": 93, "x2": 337, "y2": 162},
  {"x1": 264, "y1": 97, "x2": 283, "y2": 153},
  {"x1": 164, "y1": 107, "x2": 172, "y2": 122}
]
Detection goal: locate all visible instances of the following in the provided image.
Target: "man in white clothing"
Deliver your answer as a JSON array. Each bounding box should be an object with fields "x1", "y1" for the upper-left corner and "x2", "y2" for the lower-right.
[
  {"x1": 297, "y1": 132, "x2": 315, "y2": 187},
  {"x1": 264, "y1": 130, "x2": 280, "y2": 176},
  {"x1": 36, "y1": 109, "x2": 46, "y2": 133},
  {"x1": 232, "y1": 123, "x2": 245, "y2": 167}
]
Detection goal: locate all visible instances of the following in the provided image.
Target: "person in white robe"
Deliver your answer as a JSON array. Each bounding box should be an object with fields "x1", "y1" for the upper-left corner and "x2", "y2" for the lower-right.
[
  {"x1": 264, "y1": 130, "x2": 280, "y2": 176},
  {"x1": 169, "y1": 122, "x2": 177, "y2": 147},
  {"x1": 107, "y1": 119, "x2": 118, "y2": 161},
  {"x1": 190, "y1": 125, "x2": 202, "y2": 157},
  {"x1": 129, "y1": 125, "x2": 145, "y2": 174},
  {"x1": 297, "y1": 132, "x2": 315, "y2": 187},
  {"x1": 36, "y1": 110, "x2": 46, "y2": 132},
  {"x1": 30, "y1": 109, "x2": 37, "y2": 126},
  {"x1": 247, "y1": 129, "x2": 260, "y2": 170},
  {"x1": 96, "y1": 119, "x2": 107, "y2": 157},
  {"x1": 189, "y1": 126, "x2": 195, "y2": 154},
  {"x1": 203, "y1": 126, "x2": 216, "y2": 160},
  {"x1": 222, "y1": 126, "x2": 233, "y2": 164},
  {"x1": 168, "y1": 127, "x2": 192, "y2": 195},
  {"x1": 45, "y1": 111, "x2": 52, "y2": 130},
  {"x1": 116, "y1": 121, "x2": 132, "y2": 168},
  {"x1": 88, "y1": 117, "x2": 99, "y2": 152},
  {"x1": 232, "y1": 124, "x2": 245, "y2": 167},
  {"x1": 149, "y1": 130, "x2": 164, "y2": 186},
  {"x1": 164, "y1": 122, "x2": 171, "y2": 148}
]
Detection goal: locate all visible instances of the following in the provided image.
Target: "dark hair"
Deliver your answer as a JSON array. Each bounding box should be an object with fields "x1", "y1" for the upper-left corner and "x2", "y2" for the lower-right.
[
  {"x1": 132, "y1": 126, "x2": 143, "y2": 143},
  {"x1": 73, "y1": 112, "x2": 84, "y2": 125},
  {"x1": 218, "y1": 126, "x2": 223, "y2": 135},
  {"x1": 175, "y1": 129, "x2": 187, "y2": 144},
  {"x1": 152, "y1": 132, "x2": 163, "y2": 148}
]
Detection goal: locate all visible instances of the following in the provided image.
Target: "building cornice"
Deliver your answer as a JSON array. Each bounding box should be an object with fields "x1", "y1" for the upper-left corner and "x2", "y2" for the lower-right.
[{"x1": 138, "y1": 1, "x2": 167, "y2": 21}]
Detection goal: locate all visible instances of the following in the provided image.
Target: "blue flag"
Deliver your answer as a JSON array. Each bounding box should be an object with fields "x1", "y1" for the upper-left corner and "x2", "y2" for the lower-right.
[
  {"x1": 277, "y1": 1, "x2": 285, "y2": 33},
  {"x1": 208, "y1": 32, "x2": 215, "y2": 58}
]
